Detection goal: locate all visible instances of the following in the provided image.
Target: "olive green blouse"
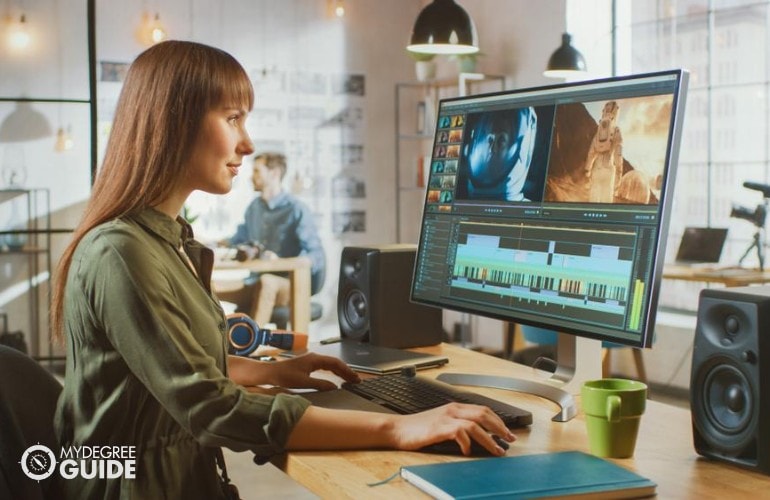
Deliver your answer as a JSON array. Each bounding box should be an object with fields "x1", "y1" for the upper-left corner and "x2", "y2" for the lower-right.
[{"x1": 54, "y1": 208, "x2": 311, "y2": 499}]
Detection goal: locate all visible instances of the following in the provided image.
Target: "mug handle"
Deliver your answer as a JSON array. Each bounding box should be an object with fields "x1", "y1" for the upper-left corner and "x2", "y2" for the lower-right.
[{"x1": 606, "y1": 395, "x2": 621, "y2": 423}]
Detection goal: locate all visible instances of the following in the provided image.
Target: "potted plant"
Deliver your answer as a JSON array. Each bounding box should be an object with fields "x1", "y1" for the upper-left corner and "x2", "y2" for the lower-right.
[
  {"x1": 453, "y1": 52, "x2": 483, "y2": 73},
  {"x1": 408, "y1": 51, "x2": 436, "y2": 82}
]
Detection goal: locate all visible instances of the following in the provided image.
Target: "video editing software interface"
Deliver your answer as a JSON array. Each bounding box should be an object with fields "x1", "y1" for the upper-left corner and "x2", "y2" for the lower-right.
[{"x1": 412, "y1": 71, "x2": 688, "y2": 348}]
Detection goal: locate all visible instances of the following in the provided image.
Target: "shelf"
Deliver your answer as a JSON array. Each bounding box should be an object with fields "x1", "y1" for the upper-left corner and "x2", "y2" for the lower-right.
[
  {"x1": 397, "y1": 73, "x2": 503, "y2": 89},
  {"x1": 398, "y1": 133, "x2": 435, "y2": 140},
  {"x1": 0, "y1": 190, "x2": 31, "y2": 204},
  {"x1": 0, "y1": 188, "x2": 51, "y2": 358},
  {"x1": 0, "y1": 247, "x2": 49, "y2": 255},
  {"x1": 0, "y1": 96, "x2": 91, "y2": 104}
]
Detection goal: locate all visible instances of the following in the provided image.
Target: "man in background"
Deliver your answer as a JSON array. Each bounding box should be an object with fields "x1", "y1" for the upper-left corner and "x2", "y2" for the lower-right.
[{"x1": 220, "y1": 152, "x2": 325, "y2": 327}]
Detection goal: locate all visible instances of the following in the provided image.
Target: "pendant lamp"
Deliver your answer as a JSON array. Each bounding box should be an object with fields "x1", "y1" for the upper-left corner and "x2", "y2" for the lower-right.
[
  {"x1": 543, "y1": 33, "x2": 587, "y2": 79},
  {"x1": 407, "y1": 0, "x2": 479, "y2": 56}
]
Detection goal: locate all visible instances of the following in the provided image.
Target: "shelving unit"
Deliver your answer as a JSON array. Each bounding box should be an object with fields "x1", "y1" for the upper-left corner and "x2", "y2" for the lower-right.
[
  {"x1": 394, "y1": 73, "x2": 505, "y2": 243},
  {"x1": 0, "y1": 188, "x2": 51, "y2": 357}
]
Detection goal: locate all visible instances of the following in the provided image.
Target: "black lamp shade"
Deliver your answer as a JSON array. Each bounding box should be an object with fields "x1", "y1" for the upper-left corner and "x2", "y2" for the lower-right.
[
  {"x1": 0, "y1": 102, "x2": 52, "y2": 142},
  {"x1": 407, "y1": 0, "x2": 479, "y2": 55},
  {"x1": 544, "y1": 33, "x2": 587, "y2": 78}
]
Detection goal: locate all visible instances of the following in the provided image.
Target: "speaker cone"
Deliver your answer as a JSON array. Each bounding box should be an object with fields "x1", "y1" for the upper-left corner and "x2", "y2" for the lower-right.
[
  {"x1": 693, "y1": 356, "x2": 757, "y2": 455},
  {"x1": 340, "y1": 288, "x2": 368, "y2": 340}
]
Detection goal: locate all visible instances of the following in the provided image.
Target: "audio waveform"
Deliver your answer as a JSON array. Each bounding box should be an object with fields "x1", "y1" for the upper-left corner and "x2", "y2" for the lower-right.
[
  {"x1": 449, "y1": 223, "x2": 638, "y2": 320},
  {"x1": 453, "y1": 262, "x2": 628, "y2": 305}
]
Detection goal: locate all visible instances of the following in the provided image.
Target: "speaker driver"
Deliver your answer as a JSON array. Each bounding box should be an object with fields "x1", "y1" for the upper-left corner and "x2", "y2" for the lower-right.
[
  {"x1": 342, "y1": 258, "x2": 362, "y2": 279},
  {"x1": 693, "y1": 357, "x2": 757, "y2": 454},
  {"x1": 701, "y1": 302, "x2": 751, "y2": 347},
  {"x1": 341, "y1": 288, "x2": 368, "y2": 340}
]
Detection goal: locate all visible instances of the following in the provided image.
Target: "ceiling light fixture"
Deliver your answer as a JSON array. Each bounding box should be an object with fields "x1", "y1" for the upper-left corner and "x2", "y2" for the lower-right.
[
  {"x1": 544, "y1": 33, "x2": 588, "y2": 79},
  {"x1": 7, "y1": 13, "x2": 31, "y2": 50},
  {"x1": 334, "y1": 0, "x2": 345, "y2": 17},
  {"x1": 137, "y1": 11, "x2": 168, "y2": 46},
  {"x1": 407, "y1": 0, "x2": 478, "y2": 56},
  {"x1": 54, "y1": 126, "x2": 74, "y2": 152},
  {"x1": 0, "y1": 102, "x2": 52, "y2": 143},
  {"x1": 149, "y1": 12, "x2": 167, "y2": 44}
]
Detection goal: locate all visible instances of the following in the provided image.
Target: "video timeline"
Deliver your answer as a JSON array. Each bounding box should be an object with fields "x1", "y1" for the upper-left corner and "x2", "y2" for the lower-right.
[{"x1": 447, "y1": 221, "x2": 647, "y2": 331}]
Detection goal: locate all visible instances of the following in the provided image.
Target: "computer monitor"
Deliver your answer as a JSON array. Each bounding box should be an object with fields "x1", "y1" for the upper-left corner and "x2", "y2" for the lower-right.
[{"x1": 411, "y1": 70, "x2": 688, "y2": 407}]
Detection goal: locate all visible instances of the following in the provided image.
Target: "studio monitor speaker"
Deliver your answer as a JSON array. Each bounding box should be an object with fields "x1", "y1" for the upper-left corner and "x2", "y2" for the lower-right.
[
  {"x1": 337, "y1": 244, "x2": 443, "y2": 348},
  {"x1": 691, "y1": 285, "x2": 770, "y2": 475}
]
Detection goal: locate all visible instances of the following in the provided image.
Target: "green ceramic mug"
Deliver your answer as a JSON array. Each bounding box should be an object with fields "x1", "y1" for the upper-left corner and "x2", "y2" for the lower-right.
[{"x1": 581, "y1": 378, "x2": 647, "y2": 458}]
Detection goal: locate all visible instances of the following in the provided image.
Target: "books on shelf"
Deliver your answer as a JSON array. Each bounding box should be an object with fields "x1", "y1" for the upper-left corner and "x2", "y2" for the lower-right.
[{"x1": 400, "y1": 450, "x2": 656, "y2": 499}]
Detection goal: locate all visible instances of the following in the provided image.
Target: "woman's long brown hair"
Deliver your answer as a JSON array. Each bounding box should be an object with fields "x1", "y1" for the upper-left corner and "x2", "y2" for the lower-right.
[{"x1": 51, "y1": 40, "x2": 253, "y2": 340}]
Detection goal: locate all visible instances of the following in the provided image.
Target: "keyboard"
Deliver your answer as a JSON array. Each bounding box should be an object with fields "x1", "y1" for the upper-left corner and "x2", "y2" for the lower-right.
[{"x1": 342, "y1": 373, "x2": 532, "y2": 428}]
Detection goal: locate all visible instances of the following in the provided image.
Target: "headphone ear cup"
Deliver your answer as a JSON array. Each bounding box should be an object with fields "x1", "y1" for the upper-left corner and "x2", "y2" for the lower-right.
[{"x1": 226, "y1": 313, "x2": 260, "y2": 356}]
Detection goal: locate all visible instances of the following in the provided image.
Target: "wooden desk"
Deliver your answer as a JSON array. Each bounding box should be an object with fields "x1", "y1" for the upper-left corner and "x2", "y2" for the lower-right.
[
  {"x1": 274, "y1": 343, "x2": 770, "y2": 498},
  {"x1": 664, "y1": 264, "x2": 770, "y2": 287},
  {"x1": 212, "y1": 256, "x2": 312, "y2": 332}
]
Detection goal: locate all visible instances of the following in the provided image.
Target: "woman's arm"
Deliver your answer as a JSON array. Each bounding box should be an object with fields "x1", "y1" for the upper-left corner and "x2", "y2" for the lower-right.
[
  {"x1": 285, "y1": 403, "x2": 515, "y2": 456},
  {"x1": 227, "y1": 353, "x2": 515, "y2": 455},
  {"x1": 227, "y1": 353, "x2": 360, "y2": 390}
]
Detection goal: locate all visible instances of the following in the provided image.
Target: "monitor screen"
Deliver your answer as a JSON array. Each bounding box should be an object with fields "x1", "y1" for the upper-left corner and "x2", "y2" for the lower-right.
[{"x1": 412, "y1": 70, "x2": 688, "y2": 349}]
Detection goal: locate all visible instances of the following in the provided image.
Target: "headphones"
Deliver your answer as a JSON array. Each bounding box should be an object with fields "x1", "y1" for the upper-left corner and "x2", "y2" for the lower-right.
[{"x1": 225, "y1": 313, "x2": 308, "y2": 357}]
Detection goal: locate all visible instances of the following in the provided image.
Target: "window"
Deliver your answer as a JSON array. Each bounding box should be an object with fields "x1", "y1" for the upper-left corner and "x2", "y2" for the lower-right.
[{"x1": 614, "y1": 0, "x2": 770, "y2": 309}]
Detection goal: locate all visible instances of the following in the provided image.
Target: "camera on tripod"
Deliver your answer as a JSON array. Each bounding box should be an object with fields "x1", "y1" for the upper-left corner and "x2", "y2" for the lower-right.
[
  {"x1": 730, "y1": 203, "x2": 767, "y2": 228},
  {"x1": 731, "y1": 181, "x2": 770, "y2": 270}
]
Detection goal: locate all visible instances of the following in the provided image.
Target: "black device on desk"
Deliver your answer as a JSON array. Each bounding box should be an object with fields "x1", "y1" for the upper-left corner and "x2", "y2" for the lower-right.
[
  {"x1": 297, "y1": 366, "x2": 528, "y2": 456},
  {"x1": 342, "y1": 369, "x2": 531, "y2": 428},
  {"x1": 675, "y1": 226, "x2": 728, "y2": 265},
  {"x1": 409, "y1": 70, "x2": 688, "y2": 403}
]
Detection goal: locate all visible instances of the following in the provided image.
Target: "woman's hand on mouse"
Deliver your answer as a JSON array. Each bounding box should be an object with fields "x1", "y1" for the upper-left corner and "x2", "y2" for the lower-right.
[{"x1": 388, "y1": 403, "x2": 516, "y2": 456}]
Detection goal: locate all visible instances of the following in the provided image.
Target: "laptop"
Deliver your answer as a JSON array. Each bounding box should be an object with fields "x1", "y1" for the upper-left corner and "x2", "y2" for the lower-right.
[
  {"x1": 282, "y1": 341, "x2": 448, "y2": 375},
  {"x1": 675, "y1": 227, "x2": 728, "y2": 265}
]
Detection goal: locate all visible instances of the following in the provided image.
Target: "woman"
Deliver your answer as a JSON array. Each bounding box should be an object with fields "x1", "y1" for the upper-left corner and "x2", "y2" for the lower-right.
[{"x1": 51, "y1": 40, "x2": 513, "y2": 499}]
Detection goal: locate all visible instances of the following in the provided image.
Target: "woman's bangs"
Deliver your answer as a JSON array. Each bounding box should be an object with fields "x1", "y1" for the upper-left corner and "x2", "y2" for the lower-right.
[{"x1": 215, "y1": 62, "x2": 254, "y2": 111}]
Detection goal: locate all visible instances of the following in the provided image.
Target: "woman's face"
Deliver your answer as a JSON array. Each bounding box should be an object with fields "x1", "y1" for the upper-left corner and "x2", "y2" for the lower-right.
[{"x1": 184, "y1": 104, "x2": 254, "y2": 195}]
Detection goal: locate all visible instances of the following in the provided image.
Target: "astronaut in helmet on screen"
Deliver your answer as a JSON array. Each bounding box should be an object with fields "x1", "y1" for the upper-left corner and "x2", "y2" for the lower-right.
[{"x1": 461, "y1": 106, "x2": 537, "y2": 201}]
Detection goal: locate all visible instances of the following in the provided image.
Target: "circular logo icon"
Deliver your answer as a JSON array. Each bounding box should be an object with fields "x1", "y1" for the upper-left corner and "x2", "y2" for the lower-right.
[{"x1": 20, "y1": 444, "x2": 57, "y2": 481}]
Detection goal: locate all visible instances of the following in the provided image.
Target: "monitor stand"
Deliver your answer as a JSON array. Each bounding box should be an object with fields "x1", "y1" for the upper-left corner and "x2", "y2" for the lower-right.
[{"x1": 437, "y1": 334, "x2": 603, "y2": 422}]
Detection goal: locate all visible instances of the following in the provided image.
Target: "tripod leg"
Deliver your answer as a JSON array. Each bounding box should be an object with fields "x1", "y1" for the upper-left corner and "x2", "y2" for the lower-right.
[{"x1": 738, "y1": 234, "x2": 759, "y2": 266}]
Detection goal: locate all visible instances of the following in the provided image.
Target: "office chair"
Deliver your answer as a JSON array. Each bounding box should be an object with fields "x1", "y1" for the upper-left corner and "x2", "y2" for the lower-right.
[
  {"x1": 508, "y1": 324, "x2": 647, "y2": 383},
  {"x1": 0, "y1": 345, "x2": 63, "y2": 499},
  {"x1": 270, "y1": 265, "x2": 326, "y2": 330}
]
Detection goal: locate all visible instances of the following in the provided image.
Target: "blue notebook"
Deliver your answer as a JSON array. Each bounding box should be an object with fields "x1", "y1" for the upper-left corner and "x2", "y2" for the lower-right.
[{"x1": 400, "y1": 450, "x2": 656, "y2": 499}]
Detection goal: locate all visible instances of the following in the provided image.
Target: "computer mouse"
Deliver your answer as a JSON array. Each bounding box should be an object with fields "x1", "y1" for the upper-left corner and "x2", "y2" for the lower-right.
[{"x1": 420, "y1": 434, "x2": 510, "y2": 456}]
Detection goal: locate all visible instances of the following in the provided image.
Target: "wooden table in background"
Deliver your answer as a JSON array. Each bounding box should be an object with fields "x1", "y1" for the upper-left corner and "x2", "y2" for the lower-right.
[
  {"x1": 663, "y1": 264, "x2": 770, "y2": 287},
  {"x1": 212, "y1": 256, "x2": 312, "y2": 333},
  {"x1": 274, "y1": 343, "x2": 770, "y2": 498}
]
